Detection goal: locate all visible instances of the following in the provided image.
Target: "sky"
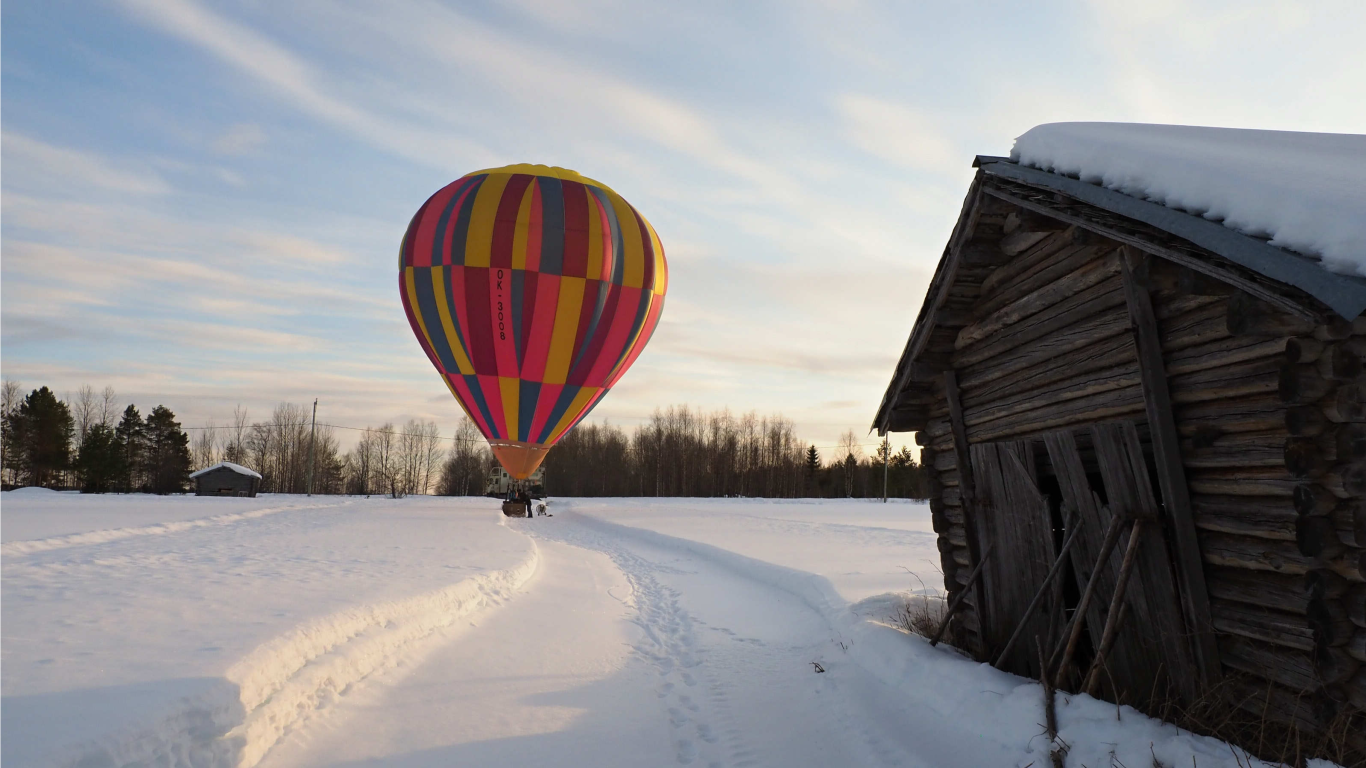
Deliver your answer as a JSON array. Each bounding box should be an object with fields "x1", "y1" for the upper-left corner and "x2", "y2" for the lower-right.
[{"x1": 3, "y1": 0, "x2": 1364, "y2": 460}]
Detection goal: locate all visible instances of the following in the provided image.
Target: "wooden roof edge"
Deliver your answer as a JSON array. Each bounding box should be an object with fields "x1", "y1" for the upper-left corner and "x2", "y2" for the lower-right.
[
  {"x1": 975, "y1": 156, "x2": 1366, "y2": 320},
  {"x1": 872, "y1": 171, "x2": 985, "y2": 435}
]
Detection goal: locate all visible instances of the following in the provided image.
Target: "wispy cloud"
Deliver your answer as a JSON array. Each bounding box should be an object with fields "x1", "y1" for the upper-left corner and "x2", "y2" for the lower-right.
[
  {"x1": 212, "y1": 123, "x2": 267, "y2": 155},
  {"x1": 1, "y1": 132, "x2": 172, "y2": 195}
]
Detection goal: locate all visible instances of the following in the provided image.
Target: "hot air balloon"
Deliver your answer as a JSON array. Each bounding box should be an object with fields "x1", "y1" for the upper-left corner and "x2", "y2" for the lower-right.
[{"x1": 399, "y1": 164, "x2": 667, "y2": 481}]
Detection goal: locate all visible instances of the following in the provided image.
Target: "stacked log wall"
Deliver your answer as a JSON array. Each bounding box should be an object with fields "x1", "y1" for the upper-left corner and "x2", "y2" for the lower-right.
[{"x1": 1150, "y1": 261, "x2": 1365, "y2": 741}]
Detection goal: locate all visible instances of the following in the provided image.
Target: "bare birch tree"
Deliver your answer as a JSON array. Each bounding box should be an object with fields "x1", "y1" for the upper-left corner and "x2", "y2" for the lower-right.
[
  {"x1": 99, "y1": 386, "x2": 119, "y2": 428},
  {"x1": 73, "y1": 385, "x2": 98, "y2": 442},
  {"x1": 192, "y1": 421, "x2": 218, "y2": 470}
]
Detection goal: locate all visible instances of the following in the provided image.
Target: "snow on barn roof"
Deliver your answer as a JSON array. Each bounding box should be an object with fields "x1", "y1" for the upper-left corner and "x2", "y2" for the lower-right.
[
  {"x1": 1011, "y1": 123, "x2": 1366, "y2": 273},
  {"x1": 189, "y1": 461, "x2": 262, "y2": 480}
]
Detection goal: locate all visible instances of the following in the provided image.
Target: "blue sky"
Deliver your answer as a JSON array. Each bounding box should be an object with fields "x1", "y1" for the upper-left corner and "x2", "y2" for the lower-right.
[{"x1": 4, "y1": 0, "x2": 1364, "y2": 458}]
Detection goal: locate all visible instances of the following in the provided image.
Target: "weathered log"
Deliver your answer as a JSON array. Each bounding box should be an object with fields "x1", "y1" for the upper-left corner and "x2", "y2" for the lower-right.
[
  {"x1": 1307, "y1": 596, "x2": 1356, "y2": 647},
  {"x1": 1280, "y1": 364, "x2": 1336, "y2": 404},
  {"x1": 1324, "y1": 384, "x2": 1366, "y2": 423},
  {"x1": 1199, "y1": 531, "x2": 1317, "y2": 575},
  {"x1": 1182, "y1": 430, "x2": 1286, "y2": 468},
  {"x1": 965, "y1": 385, "x2": 1146, "y2": 444},
  {"x1": 1169, "y1": 357, "x2": 1281, "y2": 404},
  {"x1": 1298, "y1": 515, "x2": 1345, "y2": 558},
  {"x1": 1226, "y1": 291, "x2": 1316, "y2": 337},
  {"x1": 1313, "y1": 317, "x2": 1354, "y2": 342},
  {"x1": 1207, "y1": 566, "x2": 1313, "y2": 614},
  {"x1": 952, "y1": 278, "x2": 1126, "y2": 369},
  {"x1": 1287, "y1": 405, "x2": 1329, "y2": 436},
  {"x1": 1176, "y1": 394, "x2": 1285, "y2": 436},
  {"x1": 1153, "y1": 292, "x2": 1225, "y2": 322},
  {"x1": 979, "y1": 236, "x2": 1089, "y2": 312},
  {"x1": 1333, "y1": 423, "x2": 1366, "y2": 464},
  {"x1": 1223, "y1": 672, "x2": 1324, "y2": 732},
  {"x1": 1160, "y1": 303, "x2": 1230, "y2": 353},
  {"x1": 963, "y1": 365, "x2": 1140, "y2": 429},
  {"x1": 1219, "y1": 634, "x2": 1319, "y2": 692},
  {"x1": 1286, "y1": 436, "x2": 1332, "y2": 478},
  {"x1": 932, "y1": 449, "x2": 956, "y2": 473},
  {"x1": 958, "y1": 309, "x2": 1129, "y2": 394},
  {"x1": 1308, "y1": 568, "x2": 1351, "y2": 599},
  {"x1": 998, "y1": 229, "x2": 1052, "y2": 258},
  {"x1": 1211, "y1": 598, "x2": 1316, "y2": 650},
  {"x1": 980, "y1": 228, "x2": 1079, "y2": 297},
  {"x1": 1165, "y1": 335, "x2": 1288, "y2": 377},
  {"x1": 1319, "y1": 465, "x2": 1366, "y2": 499},
  {"x1": 1192, "y1": 495, "x2": 1297, "y2": 541},
  {"x1": 1336, "y1": 499, "x2": 1366, "y2": 548},
  {"x1": 1318, "y1": 343, "x2": 1364, "y2": 381},
  {"x1": 959, "y1": 248, "x2": 1119, "y2": 348},
  {"x1": 1315, "y1": 644, "x2": 1360, "y2": 683},
  {"x1": 1286, "y1": 337, "x2": 1327, "y2": 364},
  {"x1": 1296, "y1": 483, "x2": 1338, "y2": 516},
  {"x1": 931, "y1": 542, "x2": 995, "y2": 647},
  {"x1": 962, "y1": 329, "x2": 1134, "y2": 408},
  {"x1": 1188, "y1": 466, "x2": 1299, "y2": 497}
]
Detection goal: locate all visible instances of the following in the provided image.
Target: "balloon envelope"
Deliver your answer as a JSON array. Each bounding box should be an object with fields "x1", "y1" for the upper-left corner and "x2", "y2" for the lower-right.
[{"x1": 399, "y1": 164, "x2": 667, "y2": 479}]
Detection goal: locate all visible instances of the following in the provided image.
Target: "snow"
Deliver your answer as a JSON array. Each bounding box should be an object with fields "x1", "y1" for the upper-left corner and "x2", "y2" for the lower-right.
[
  {"x1": 1011, "y1": 122, "x2": 1366, "y2": 276},
  {"x1": 190, "y1": 462, "x2": 263, "y2": 480},
  {"x1": 2, "y1": 492, "x2": 1320, "y2": 767}
]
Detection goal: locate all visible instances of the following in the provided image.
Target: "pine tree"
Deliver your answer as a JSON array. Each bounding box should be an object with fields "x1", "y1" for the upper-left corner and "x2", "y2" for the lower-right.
[
  {"x1": 115, "y1": 405, "x2": 145, "y2": 493},
  {"x1": 142, "y1": 405, "x2": 192, "y2": 495},
  {"x1": 76, "y1": 423, "x2": 123, "y2": 493},
  {"x1": 804, "y1": 445, "x2": 819, "y2": 497},
  {"x1": 7, "y1": 387, "x2": 75, "y2": 488}
]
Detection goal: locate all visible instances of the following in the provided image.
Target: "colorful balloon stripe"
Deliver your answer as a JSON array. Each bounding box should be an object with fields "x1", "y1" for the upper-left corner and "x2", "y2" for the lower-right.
[{"x1": 399, "y1": 165, "x2": 666, "y2": 474}]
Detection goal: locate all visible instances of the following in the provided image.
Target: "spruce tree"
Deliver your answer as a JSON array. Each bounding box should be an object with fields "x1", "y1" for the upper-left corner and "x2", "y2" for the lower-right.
[
  {"x1": 76, "y1": 423, "x2": 123, "y2": 493},
  {"x1": 804, "y1": 445, "x2": 819, "y2": 497},
  {"x1": 8, "y1": 387, "x2": 75, "y2": 488},
  {"x1": 115, "y1": 405, "x2": 145, "y2": 493},
  {"x1": 142, "y1": 405, "x2": 191, "y2": 494}
]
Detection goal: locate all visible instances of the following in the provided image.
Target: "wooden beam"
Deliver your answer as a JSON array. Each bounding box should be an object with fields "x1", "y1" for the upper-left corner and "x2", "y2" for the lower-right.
[
  {"x1": 1120, "y1": 247, "x2": 1223, "y2": 688},
  {"x1": 1083, "y1": 518, "x2": 1147, "y2": 695},
  {"x1": 982, "y1": 186, "x2": 1315, "y2": 321},
  {"x1": 945, "y1": 370, "x2": 992, "y2": 646}
]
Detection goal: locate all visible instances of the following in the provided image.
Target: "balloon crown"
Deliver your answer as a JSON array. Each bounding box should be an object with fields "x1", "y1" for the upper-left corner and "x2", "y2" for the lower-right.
[{"x1": 466, "y1": 163, "x2": 612, "y2": 191}]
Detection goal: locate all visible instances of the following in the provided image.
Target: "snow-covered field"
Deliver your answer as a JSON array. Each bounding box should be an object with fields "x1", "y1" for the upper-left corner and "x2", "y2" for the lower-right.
[{"x1": 2, "y1": 491, "x2": 1302, "y2": 767}]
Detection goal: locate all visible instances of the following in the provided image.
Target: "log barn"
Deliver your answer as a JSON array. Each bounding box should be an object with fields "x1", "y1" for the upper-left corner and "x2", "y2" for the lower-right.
[{"x1": 873, "y1": 125, "x2": 1366, "y2": 758}]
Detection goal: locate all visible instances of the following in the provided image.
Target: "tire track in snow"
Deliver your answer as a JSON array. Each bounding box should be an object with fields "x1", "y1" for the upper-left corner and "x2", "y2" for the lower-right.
[
  {"x1": 47, "y1": 538, "x2": 541, "y2": 768},
  {"x1": 1, "y1": 500, "x2": 355, "y2": 558}
]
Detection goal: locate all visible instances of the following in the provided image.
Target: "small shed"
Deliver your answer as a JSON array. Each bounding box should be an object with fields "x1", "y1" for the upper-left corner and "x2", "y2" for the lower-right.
[
  {"x1": 190, "y1": 462, "x2": 262, "y2": 497},
  {"x1": 874, "y1": 124, "x2": 1365, "y2": 756}
]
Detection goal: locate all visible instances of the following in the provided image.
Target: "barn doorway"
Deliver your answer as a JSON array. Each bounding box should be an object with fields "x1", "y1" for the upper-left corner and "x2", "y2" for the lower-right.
[{"x1": 971, "y1": 420, "x2": 1197, "y2": 706}]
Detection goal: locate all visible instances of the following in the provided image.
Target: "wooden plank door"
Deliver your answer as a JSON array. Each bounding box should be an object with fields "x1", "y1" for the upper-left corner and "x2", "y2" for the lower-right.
[
  {"x1": 1044, "y1": 421, "x2": 1198, "y2": 705},
  {"x1": 971, "y1": 439, "x2": 1057, "y2": 677}
]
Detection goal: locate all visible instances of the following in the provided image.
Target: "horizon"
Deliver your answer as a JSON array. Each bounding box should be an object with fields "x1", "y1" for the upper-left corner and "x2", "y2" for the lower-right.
[{"x1": 4, "y1": 1, "x2": 1364, "y2": 461}]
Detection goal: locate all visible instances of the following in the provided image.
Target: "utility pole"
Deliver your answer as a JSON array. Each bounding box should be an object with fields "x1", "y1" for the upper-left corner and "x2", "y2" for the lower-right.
[
  {"x1": 882, "y1": 433, "x2": 889, "y2": 503},
  {"x1": 306, "y1": 398, "x2": 318, "y2": 496}
]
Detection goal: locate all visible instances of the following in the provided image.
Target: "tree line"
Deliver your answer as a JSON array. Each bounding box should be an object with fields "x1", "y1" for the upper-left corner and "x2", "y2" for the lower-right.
[
  {"x1": 1, "y1": 381, "x2": 926, "y2": 499},
  {"x1": 541, "y1": 405, "x2": 927, "y2": 499},
  {"x1": 2, "y1": 382, "x2": 193, "y2": 494}
]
